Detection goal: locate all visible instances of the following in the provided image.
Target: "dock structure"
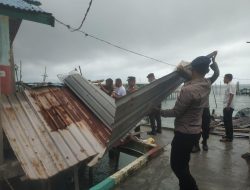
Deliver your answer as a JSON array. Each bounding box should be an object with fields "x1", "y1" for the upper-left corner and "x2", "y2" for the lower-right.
[
  {"x1": 165, "y1": 90, "x2": 180, "y2": 100},
  {"x1": 239, "y1": 88, "x2": 250, "y2": 95},
  {"x1": 116, "y1": 129, "x2": 250, "y2": 190}
]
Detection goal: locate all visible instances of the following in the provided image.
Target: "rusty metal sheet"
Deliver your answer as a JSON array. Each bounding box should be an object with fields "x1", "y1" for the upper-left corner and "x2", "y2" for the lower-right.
[
  {"x1": 1, "y1": 87, "x2": 111, "y2": 179},
  {"x1": 62, "y1": 73, "x2": 183, "y2": 148}
]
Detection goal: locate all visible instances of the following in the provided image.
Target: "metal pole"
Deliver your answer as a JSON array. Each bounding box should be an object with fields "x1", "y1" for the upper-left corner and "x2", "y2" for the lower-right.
[
  {"x1": 212, "y1": 86, "x2": 217, "y2": 108},
  {"x1": 19, "y1": 60, "x2": 22, "y2": 82}
]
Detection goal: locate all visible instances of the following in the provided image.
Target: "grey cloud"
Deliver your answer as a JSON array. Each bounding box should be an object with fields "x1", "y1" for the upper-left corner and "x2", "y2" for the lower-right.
[{"x1": 13, "y1": 0, "x2": 250, "y2": 83}]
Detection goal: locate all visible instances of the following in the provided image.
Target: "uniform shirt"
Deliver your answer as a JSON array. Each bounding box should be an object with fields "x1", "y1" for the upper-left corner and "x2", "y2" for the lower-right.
[
  {"x1": 126, "y1": 86, "x2": 137, "y2": 94},
  {"x1": 114, "y1": 86, "x2": 126, "y2": 97},
  {"x1": 178, "y1": 62, "x2": 219, "y2": 108},
  {"x1": 223, "y1": 81, "x2": 236, "y2": 109},
  {"x1": 161, "y1": 78, "x2": 211, "y2": 134}
]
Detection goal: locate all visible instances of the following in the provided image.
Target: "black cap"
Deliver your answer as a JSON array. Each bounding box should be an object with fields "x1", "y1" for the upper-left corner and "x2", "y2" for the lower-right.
[
  {"x1": 191, "y1": 56, "x2": 211, "y2": 74},
  {"x1": 127, "y1": 76, "x2": 136, "y2": 81},
  {"x1": 147, "y1": 73, "x2": 154, "y2": 78}
]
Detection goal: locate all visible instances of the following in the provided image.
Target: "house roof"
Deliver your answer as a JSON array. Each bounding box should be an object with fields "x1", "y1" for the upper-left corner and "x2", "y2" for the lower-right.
[
  {"x1": 0, "y1": 0, "x2": 54, "y2": 26},
  {"x1": 0, "y1": 0, "x2": 44, "y2": 13},
  {"x1": 1, "y1": 87, "x2": 111, "y2": 179}
]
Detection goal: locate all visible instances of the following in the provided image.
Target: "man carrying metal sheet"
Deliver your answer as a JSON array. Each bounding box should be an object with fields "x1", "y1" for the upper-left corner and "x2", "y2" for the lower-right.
[
  {"x1": 159, "y1": 53, "x2": 217, "y2": 190},
  {"x1": 178, "y1": 54, "x2": 220, "y2": 152}
]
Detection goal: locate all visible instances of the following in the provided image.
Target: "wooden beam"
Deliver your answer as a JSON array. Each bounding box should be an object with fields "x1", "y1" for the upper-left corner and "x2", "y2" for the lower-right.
[{"x1": 0, "y1": 6, "x2": 54, "y2": 27}]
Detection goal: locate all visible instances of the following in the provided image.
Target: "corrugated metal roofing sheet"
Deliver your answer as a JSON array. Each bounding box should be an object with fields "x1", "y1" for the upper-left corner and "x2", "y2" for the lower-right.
[
  {"x1": 111, "y1": 71, "x2": 184, "y2": 145},
  {"x1": 109, "y1": 51, "x2": 217, "y2": 145},
  {"x1": 0, "y1": 0, "x2": 45, "y2": 13},
  {"x1": 64, "y1": 74, "x2": 116, "y2": 128},
  {"x1": 1, "y1": 87, "x2": 111, "y2": 179},
  {"x1": 63, "y1": 73, "x2": 184, "y2": 147}
]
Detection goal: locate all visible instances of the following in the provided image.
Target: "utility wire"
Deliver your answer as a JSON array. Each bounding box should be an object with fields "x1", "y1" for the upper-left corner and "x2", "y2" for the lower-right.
[
  {"x1": 54, "y1": 18, "x2": 176, "y2": 67},
  {"x1": 54, "y1": 18, "x2": 250, "y2": 80},
  {"x1": 72, "y1": 0, "x2": 93, "y2": 32}
]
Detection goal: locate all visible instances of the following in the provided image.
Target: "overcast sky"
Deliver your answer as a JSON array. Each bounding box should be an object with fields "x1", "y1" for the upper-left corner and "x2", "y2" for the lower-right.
[{"x1": 13, "y1": 0, "x2": 250, "y2": 84}]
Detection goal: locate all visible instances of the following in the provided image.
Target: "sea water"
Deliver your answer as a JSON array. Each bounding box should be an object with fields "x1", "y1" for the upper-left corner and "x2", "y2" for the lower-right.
[{"x1": 162, "y1": 84, "x2": 250, "y2": 129}]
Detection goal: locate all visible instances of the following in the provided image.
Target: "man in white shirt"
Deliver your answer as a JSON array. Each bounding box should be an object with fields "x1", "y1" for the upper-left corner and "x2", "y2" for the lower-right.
[
  {"x1": 112, "y1": 78, "x2": 126, "y2": 99},
  {"x1": 220, "y1": 73, "x2": 236, "y2": 142}
]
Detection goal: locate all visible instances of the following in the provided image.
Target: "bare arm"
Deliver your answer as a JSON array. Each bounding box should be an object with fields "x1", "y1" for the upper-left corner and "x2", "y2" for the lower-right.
[
  {"x1": 100, "y1": 85, "x2": 109, "y2": 94},
  {"x1": 208, "y1": 62, "x2": 219, "y2": 84},
  {"x1": 208, "y1": 52, "x2": 220, "y2": 84}
]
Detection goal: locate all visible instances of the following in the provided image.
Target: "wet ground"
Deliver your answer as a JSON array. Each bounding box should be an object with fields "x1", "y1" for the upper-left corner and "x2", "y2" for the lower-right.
[
  {"x1": 1, "y1": 128, "x2": 249, "y2": 190},
  {"x1": 116, "y1": 129, "x2": 250, "y2": 190}
]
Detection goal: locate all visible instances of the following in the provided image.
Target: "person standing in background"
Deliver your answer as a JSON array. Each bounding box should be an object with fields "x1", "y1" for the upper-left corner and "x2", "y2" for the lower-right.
[
  {"x1": 112, "y1": 78, "x2": 126, "y2": 99},
  {"x1": 147, "y1": 73, "x2": 162, "y2": 135},
  {"x1": 220, "y1": 74, "x2": 236, "y2": 142},
  {"x1": 126, "y1": 76, "x2": 137, "y2": 94},
  {"x1": 100, "y1": 78, "x2": 114, "y2": 96}
]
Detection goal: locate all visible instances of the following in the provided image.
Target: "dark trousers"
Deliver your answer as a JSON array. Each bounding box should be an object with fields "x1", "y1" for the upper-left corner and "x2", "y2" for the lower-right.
[
  {"x1": 200, "y1": 108, "x2": 211, "y2": 144},
  {"x1": 171, "y1": 131, "x2": 200, "y2": 190},
  {"x1": 194, "y1": 108, "x2": 210, "y2": 146},
  {"x1": 149, "y1": 110, "x2": 161, "y2": 132},
  {"x1": 223, "y1": 107, "x2": 234, "y2": 140}
]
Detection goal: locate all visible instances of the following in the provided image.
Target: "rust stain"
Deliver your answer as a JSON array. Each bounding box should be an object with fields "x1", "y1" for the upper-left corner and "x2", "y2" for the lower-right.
[
  {"x1": 4, "y1": 107, "x2": 16, "y2": 121},
  {"x1": 32, "y1": 159, "x2": 46, "y2": 177},
  {"x1": 28, "y1": 87, "x2": 111, "y2": 146}
]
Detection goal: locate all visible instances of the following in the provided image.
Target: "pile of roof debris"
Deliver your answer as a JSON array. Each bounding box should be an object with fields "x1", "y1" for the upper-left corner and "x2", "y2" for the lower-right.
[{"x1": 210, "y1": 108, "x2": 250, "y2": 138}]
